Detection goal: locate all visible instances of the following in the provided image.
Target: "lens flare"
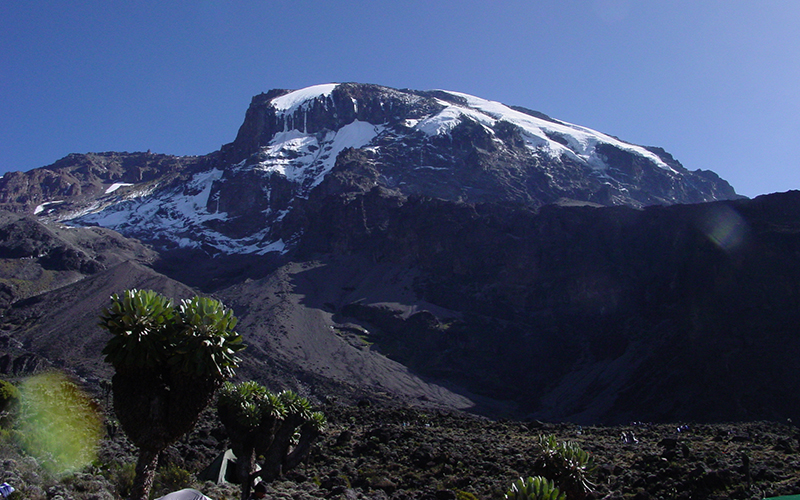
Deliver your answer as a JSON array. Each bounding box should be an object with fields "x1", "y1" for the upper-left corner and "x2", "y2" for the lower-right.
[
  {"x1": 17, "y1": 372, "x2": 103, "y2": 474},
  {"x1": 698, "y1": 205, "x2": 747, "y2": 254}
]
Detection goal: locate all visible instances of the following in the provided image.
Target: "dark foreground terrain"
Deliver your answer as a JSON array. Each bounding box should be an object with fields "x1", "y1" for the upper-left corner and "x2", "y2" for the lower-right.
[
  {"x1": 3, "y1": 400, "x2": 799, "y2": 500},
  {"x1": 265, "y1": 404, "x2": 800, "y2": 500}
]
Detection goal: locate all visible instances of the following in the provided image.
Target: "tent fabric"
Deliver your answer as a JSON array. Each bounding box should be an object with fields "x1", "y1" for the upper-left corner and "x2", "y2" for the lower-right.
[
  {"x1": 198, "y1": 449, "x2": 239, "y2": 484},
  {"x1": 198, "y1": 449, "x2": 262, "y2": 485},
  {"x1": 155, "y1": 488, "x2": 212, "y2": 500},
  {"x1": 764, "y1": 496, "x2": 800, "y2": 500}
]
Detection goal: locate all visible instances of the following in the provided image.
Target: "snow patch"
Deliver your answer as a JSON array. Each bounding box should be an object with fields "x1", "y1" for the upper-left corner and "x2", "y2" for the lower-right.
[
  {"x1": 71, "y1": 167, "x2": 293, "y2": 256},
  {"x1": 33, "y1": 200, "x2": 64, "y2": 215},
  {"x1": 444, "y1": 90, "x2": 674, "y2": 172},
  {"x1": 271, "y1": 84, "x2": 338, "y2": 114},
  {"x1": 256, "y1": 120, "x2": 384, "y2": 189},
  {"x1": 78, "y1": 168, "x2": 226, "y2": 231},
  {"x1": 413, "y1": 90, "x2": 674, "y2": 173},
  {"x1": 105, "y1": 183, "x2": 133, "y2": 194},
  {"x1": 417, "y1": 107, "x2": 463, "y2": 136}
]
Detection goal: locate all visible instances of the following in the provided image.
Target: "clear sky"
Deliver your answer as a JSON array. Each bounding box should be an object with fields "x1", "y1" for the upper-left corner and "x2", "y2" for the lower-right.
[{"x1": 2, "y1": 1, "x2": 799, "y2": 198}]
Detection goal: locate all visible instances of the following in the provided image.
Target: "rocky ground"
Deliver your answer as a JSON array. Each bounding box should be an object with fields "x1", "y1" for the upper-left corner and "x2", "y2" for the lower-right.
[
  {"x1": 2, "y1": 399, "x2": 800, "y2": 500},
  {"x1": 113, "y1": 402, "x2": 800, "y2": 499},
  {"x1": 275, "y1": 403, "x2": 800, "y2": 500}
]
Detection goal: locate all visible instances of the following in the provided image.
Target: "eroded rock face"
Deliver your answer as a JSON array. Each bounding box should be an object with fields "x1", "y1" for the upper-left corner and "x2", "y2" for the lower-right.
[
  {"x1": 286, "y1": 189, "x2": 800, "y2": 424},
  {"x1": 0, "y1": 211, "x2": 157, "y2": 306},
  {"x1": 221, "y1": 83, "x2": 740, "y2": 213}
]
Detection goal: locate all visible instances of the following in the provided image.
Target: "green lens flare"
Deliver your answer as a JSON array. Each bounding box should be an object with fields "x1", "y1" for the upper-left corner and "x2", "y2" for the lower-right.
[{"x1": 17, "y1": 372, "x2": 102, "y2": 474}]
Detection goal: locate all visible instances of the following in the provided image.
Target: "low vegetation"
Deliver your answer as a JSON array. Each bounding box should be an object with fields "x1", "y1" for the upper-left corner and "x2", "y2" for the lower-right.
[
  {"x1": 0, "y1": 289, "x2": 798, "y2": 499},
  {"x1": 504, "y1": 476, "x2": 565, "y2": 500},
  {"x1": 217, "y1": 381, "x2": 326, "y2": 500},
  {"x1": 1, "y1": 393, "x2": 800, "y2": 499},
  {"x1": 99, "y1": 289, "x2": 244, "y2": 500}
]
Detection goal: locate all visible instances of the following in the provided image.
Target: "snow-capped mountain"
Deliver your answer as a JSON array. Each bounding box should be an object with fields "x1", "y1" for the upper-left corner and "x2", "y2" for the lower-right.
[
  {"x1": 7, "y1": 84, "x2": 800, "y2": 426},
  {"x1": 2, "y1": 83, "x2": 740, "y2": 254}
]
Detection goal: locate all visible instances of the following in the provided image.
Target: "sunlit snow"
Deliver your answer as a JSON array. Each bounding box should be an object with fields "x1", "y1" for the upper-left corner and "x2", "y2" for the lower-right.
[
  {"x1": 426, "y1": 90, "x2": 674, "y2": 172},
  {"x1": 256, "y1": 120, "x2": 384, "y2": 189},
  {"x1": 271, "y1": 84, "x2": 338, "y2": 114},
  {"x1": 68, "y1": 84, "x2": 683, "y2": 256},
  {"x1": 417, "y1": 107, "x2": 464, "y2": 136},
  {"x1": 105, "y1": 183, "x2": 133, "y2": 194},
  {"x1": 34, "y1": 200, "x2": 64, "y2": 215},
  {"x1": 79, "y1": 168, "x2": 226, "y2": 233}
]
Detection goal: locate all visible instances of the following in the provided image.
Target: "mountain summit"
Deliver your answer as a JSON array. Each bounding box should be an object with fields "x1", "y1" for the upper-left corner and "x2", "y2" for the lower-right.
[
  {"x1": 3, "y1": 84, "x2": 800, "y2": 425},
  {"x1": 1, "y1": 83, "x2": 739, "y2": 255}
]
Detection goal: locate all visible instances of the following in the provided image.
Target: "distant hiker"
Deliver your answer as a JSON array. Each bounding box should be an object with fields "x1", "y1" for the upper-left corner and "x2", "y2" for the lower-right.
[{"x1": 249, "y1": 481, "x2": 268, "y2": 499}]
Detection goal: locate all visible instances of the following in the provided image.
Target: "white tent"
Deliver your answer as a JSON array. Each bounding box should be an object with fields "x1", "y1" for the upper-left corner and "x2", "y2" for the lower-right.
[
  {"x1": 155, "y1": 488, "x2": 212, "y2": 500},
  {"x1": 198, "y1": 449, "x2": 239, "y2": 484},
  {"x1": 198, "y1": 449, "x2": 261, "y2": 485}
]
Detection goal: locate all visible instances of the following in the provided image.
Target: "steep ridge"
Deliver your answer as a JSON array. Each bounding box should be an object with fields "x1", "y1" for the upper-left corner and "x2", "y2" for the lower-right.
[
  {"x1": 0, "y1": 210, "x2": 157, "y2": 306},
  {"x1": 2, "y1": 261, "x2": 196, "y2": 379},
  {"x1": 0, "y1": 152, "x2": 199, "y2": 217},
  {"x1": 215, "y1": 259, "x2": 478, "y2": 411},
  {"x1": 3, "y1": 190, "x2": 800, "y2": 423}
]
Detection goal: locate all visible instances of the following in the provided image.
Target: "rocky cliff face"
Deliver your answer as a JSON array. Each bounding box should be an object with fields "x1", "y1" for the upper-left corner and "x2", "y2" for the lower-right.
[
  {"x1": 282, "y1": 189, "x2": 800, "y2": 423},
  {"x1": 5, "y1": 188, "x2": 799, "y2": 424},
  {"x1": 0, "y1": 152, "x2": 198, "y2": 216}
]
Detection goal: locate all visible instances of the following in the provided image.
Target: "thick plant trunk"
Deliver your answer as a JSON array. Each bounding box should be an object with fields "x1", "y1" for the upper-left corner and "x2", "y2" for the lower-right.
[
  {"x1": 237, "y1": 446, "x2": 256, "y2": 500},
  {"x1": 129, "y1": 447, "x2": 160, "y2": 500},
  {"x1": 283, "y1": 424, "x2": 321, "y2": 472},
  {"x1": 260, "y1": 415, "x2": 303, "y2": 482}
]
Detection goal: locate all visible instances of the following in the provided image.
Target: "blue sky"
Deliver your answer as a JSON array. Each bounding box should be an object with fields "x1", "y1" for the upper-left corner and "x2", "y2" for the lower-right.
[{"x1": 2, "y1": 1, "x2": 799, "y2": 198}]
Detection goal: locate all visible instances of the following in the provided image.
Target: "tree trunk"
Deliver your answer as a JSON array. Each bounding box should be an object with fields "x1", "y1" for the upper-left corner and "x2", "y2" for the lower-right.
[
  {"x1": 129, "y1": 447, "x2": 160, "y2": 500},
  {"x1": 260, "y1": 415, "x2": 304, "y2": 482},
  {"x1": 283, "y1": 424, "x2": 321, "y2": 472},
  {"x1": 237, "y1": 446, "x2": 256, "y2": 500}
]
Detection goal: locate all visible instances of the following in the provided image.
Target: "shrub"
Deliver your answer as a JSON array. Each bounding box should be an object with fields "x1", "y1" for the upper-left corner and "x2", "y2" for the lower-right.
[
  {"x1": 152, "y1": 463, "x2": 194, "y2": 497},
  {"x1": 100, "y1": 289, "x2": 244, "y2": 500},
  {"x1": 456, "y1": 490, "x2": 481, "y2": 500},
  {"x1": 100, "y1": 461, "x2": 136, "y2": 498},
  {"x1": 0, "y1": 380, "x2": 19, "y2": 414},
  {"x1": 505, "y1": 476, "x2": 566, "y2": 500},
  {"x1": 534, "y1": 435, "x2": 596, "y2": 500},
  {"x1": 217, "y1": 381, "x2": 326, "y2": 500}
]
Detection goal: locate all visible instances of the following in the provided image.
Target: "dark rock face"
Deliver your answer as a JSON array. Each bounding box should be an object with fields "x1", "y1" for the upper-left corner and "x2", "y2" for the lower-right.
[
  {"x1": 0, "y1": 334, "x2": 52, "y2": 376},
  {"x1": 0, "y1": 211, "x2": 157, "y2": 306},
  {"x1": 223, "y1": 83, "x2": 739, "y2": 211},
  {"x1": 198, "y1": 83, "x2": 741, "y2": 251},
  {"x1": 288, "y1": 189, "x2": 800, "y2": 424},
  {"x1": 2, "y1": 188, "x2": 798, "y2": 424},
  {"x1": 224, "y1": 84, "x2": 444, "y2": 163}
]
